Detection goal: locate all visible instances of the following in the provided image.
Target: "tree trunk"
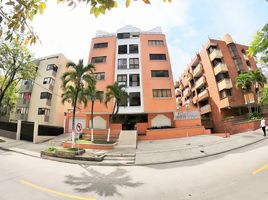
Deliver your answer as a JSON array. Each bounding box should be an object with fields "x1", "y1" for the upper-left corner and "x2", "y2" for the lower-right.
[
  {"x1": 71, "y1": 90, "x2": 79, "y2": 148},
  {"x1": 90, "y1": 100, "x2": 94, "y2": 141}
]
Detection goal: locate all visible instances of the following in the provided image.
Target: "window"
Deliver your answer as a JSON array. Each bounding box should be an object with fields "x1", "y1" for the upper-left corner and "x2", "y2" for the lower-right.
[
  {"x1": 16, "y1": 107, "x2": 28, "y2": 114},
  {"x1": 129, "y1": 92, "x2": 141, "y2": 106},
  {"x1": 93, "y1": 42, "x2": 108, "y2": 48},
  {"x1": 150, "y1": 54, "x2": 166, "y2": 60},
  {"x1": 40, "y1": 92, "x2": 52, "y2": 99},
  {"x1": 118, "y1": 45, "x2": 128, "y2": 54},
  {"x1": 129, "y1": 58, "x2": 139, "y2": 69},
  {"x1": 220, "y1": 89, "x2": 232, "y2": 99},
  {"x1": 117, "y1": 74, "x2": 127, "y2": 87},
  {"x1": 151, "y1": 70, "x2": 169, "y2": 77},
  {"x1": 148, "y1": 40, "x2": 164, "y2": 46},
  {"x1": 118, "y1": 59, "x2": 127, "y2": 69},
  {"x1": 129, "y1": 74, "x2": 140, "y2": 87},
  {"x1": 153, "y1": 89, "x2": 172, "y2": 98},
  {"x1": 212, "y1": 58, "x2": 223, "y2": 67},
  {"x1": 95, "y1": 72, "x2": 105, "y2": 80},
  {"x1": 129, "y1": 44, "x2": 139, "y2": 54},
  {"x1": 207, "y1": 45, "x2": 217, "y2": 54},
  {"x1": 38, "y1": 108, "x2": 50, "y2": 115},
  {"x1": 43, "y1": 77, "x2": 55, "y2": 86},
  {"x1": 117, "y1": 33, "x2": 130, "y2": 39},
  {"x1": 23, "y1": 80, "x2": 32, "y2": 85},
  {"x1": 91, "y1": 56, "x2": 106, "y2": 63},
  {"x1": 216, "y1": 73, "x2": 230, "y2": 82},
  {"x1": 46, "y1": 64, "x2": 58, "y2": 72}
]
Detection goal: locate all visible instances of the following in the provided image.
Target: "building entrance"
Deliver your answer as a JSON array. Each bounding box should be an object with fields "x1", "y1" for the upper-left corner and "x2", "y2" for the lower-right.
[{"x1": 112, "y1": 114, "x2": 148, "y2": 130}]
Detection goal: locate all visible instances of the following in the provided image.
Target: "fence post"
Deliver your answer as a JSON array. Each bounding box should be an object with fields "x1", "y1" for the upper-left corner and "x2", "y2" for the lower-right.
[
  {"x1": 33, "y1": 121, "x2": 39, "y2": 144},
  {"x1": 16, "y1": 120, "x2": 21, "y2": 140}
]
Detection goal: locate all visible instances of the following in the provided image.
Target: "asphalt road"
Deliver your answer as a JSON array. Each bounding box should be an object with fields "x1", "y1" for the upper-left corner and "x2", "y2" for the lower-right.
[{"x1": 1, "y1": 139, "x2": 268, "y2": 200}]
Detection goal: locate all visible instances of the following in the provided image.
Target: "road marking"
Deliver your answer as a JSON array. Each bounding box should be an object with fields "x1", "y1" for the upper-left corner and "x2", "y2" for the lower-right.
[
  {"x1": 252, "y1": 163, "x2": 268, "y2": 175},
  {"x1": 20, "y1": 180, "x2": 96, "y2": 200}
]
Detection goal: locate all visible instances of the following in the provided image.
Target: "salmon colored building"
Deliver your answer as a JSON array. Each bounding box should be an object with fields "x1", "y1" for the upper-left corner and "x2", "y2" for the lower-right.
[{"x1": 175, "y1": 34, "x2": 259, "y2": 133}]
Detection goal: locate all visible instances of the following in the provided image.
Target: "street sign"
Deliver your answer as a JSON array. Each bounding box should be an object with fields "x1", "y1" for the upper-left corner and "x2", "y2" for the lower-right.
[{"x1": 76, "y1": 122, "x2": 83, "y2": 133}]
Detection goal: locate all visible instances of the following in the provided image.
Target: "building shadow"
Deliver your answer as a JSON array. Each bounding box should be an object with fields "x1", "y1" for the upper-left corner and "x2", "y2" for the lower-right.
[{"x1": 65, "y1": 165, "x2": 143, "y2": 197}]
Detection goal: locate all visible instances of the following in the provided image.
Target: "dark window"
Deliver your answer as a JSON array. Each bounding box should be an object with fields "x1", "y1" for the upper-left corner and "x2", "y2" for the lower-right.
[
  {"x1": 91, "y1": 56, "x2": 106, "y2": 63},
  {"x1": 95, "y1": 72, "x2": 105, "y2": 80},
  {"x1": 118, "y1": 45, "x2": 128, "y2": 54},
  {"x1": 129, "y1": 92, "x2": 141, "y2": 106},
  {"x1": 93, "y1": 42, "x2": 108, "y2": 48},
  {"x1": 117, "y1": 33, "x2": 130, "y2": 39},
  {"x1": 207, "y1": 45, "x2": 217, "y2": 54},
  {"x1": 216, "y1": 73, "x2": 230, "y2": 82},
  {"x1": 118, "y1": 59, "x2": 127, "y2": 69},
  {"x1": 40, "y1": 92, "x2": 52, "y2": 99},
  {"x1": 153, "y1": 89, "x2": 172, "y2": 98},
  {"x1": 150, "y1": 54, "x2": 166, "y2": 60},
  {"x1": 148, "y1": 40, "x2": 164, "y2": 46},
  {"x1": 129, "y1": 74, "x2": 140, "y2": 87},
  {"x1": 43, "y1": 77, "x2": 55, "y2": 86},
  {"x1": 117, "y1": 74, "x2": 127, "y2": 87},
  {"x1": 227, "y1": 43, "x2": 244, "y2": 71},
  {"x1": 246, "y1": 60, "x2": 251, "y2": 67},
  {"x1": 212, "y1": 58, "x2": 223, "y2": 67},
  {"x1": 129, "y1": 44, "x2": 139, "y2": 54},
  {"x1": 129, "y1": 58, "x2": 139, "y2": 69},
  {"x1": 151, "y1": 70, "x2": 169, "y2": 77},
  {"x1": 220, "y1": 89, "x2": 232, "y2": 99},
  {"x1": 38, "y1": 108, "x2": 50, "y2": 115},
  {"x1": 46, "y1": 64, "x2": 58, "y2": 72}
]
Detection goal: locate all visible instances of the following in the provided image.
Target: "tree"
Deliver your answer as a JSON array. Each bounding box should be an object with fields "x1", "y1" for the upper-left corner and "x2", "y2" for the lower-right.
[
  {"x1": 61, "y1": 59, "x2": 95, "y2": 146},
  {"x1": 236, "y1": 71, "x2": 253, "y2": 113},
  {"x1": 260, "y1": 84, "x2": 268, "y2": 106},
  {"x1": 0, "y1": 40, "x2": 37, "y2": 116},
  {"x1": 84, "y1": 85, "x2": 103, "y2": 141},
  {"x1": 105, "y1": 82, "x2": 128, "y2": 141},
  {"x1": 0, "y1": 0, "x2": 171, "y2": 44},
  {"x1": 248, "y1": 23, "x2": 268, "y2": 67}
]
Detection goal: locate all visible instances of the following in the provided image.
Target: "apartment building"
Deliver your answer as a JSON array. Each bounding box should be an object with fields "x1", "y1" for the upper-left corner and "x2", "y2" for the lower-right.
[
  {"x1": 10, "y1": 54, "x2": 71, "y2": 127},
  {"x1": 175, "y1": 34, "x2": 257, "y2": 132},
  {"x1": 67, "y1": 25, "x2": 176, "y2": 132}
]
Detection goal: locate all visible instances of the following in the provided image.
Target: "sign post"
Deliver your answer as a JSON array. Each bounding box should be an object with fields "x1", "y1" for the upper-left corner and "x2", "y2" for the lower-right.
[{"x1": 76, "y1": 122, "x2": 83, "y2": 150}]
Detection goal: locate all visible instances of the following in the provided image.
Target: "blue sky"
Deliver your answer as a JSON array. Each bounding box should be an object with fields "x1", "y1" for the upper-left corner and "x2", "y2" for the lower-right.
[{"x1": 30, "y1": 0, "x2": 268, "y2": 80}]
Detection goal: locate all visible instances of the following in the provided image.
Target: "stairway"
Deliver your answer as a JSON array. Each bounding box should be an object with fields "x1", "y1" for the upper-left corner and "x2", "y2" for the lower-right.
[
  {"x1": 102, "y1": 152, "x2": 136, "y2": 165},
  {"x1": 114, "y1": 130, "x2": 137, "y2": 150}
]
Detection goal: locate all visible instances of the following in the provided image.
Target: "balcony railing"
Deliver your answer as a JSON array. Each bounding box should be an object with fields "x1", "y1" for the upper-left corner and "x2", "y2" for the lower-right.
[
  {"x1": 183, "y1": 87, "x2": 191, "y2": 97},
  {"x1": 175, "y1": 88, "x2": 181, "y2": 97},
  {"x1": 17, "y1": 98, "x2": 30, "y2": 107},
  {"x1": 200, "y1": 104, "x2": 212, "y2": 115},
  {"x1": 214, "y1": 63, "x2": 228, "y2": 76},
  {"x1": 209, "y1": 49, "x2": 223, "y2": 61},
  {"x1": 197, "y1": 89, "x2": 209, "y2": 101},
  {"x1": 10, "y1": 113, "x2": 28, "y2": 121},
  {"x1": 195, "y1": 76, "x2": 206, "y2": 89},
  {"x1": 217, "y1": 78, "x2": 233, "y2": 91},
  {"x1": 20, "y1": 83, "x2": 33, "y2": 92},
  {"x1": 193, "y1": 63, "x2": 203, "y2": 77}
]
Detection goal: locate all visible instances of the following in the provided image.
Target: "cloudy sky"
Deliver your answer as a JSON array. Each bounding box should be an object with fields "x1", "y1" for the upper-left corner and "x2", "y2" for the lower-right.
[{"x1": 30, "y1": 0, "x2": 268, "y2": 80}]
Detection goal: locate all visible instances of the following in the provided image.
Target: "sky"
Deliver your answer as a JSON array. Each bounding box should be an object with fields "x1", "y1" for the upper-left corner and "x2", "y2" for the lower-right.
[{"x1": 29, "y1": 0, "x2": 268, "y2": 80}]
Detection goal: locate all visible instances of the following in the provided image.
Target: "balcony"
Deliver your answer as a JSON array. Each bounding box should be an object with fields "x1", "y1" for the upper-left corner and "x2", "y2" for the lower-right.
[
  {"x1": 175, "y1": 81, "x2": 180, "y2": 89},
  {"x1": 187, "y1": 73, "x2": 193, "y2": 82},
  {"x1": 175, "y1": 88, "x2": 181, "y2": 97},
  {"x1": 20, "y1": 83, "x2": 33, "y2": 92},
  {"x1": 195, "y1": 76, "x2": 206, "y2": 89},
  {"x1": 193, "y1": 63, "x2": 203, "y2": 77},
  {"x1": 17, "y1": 98, "x2": 30, "y2": 107},
  {"x1": 192, "y1": 95, "x2": 198, "y2": 104},
  {"x1": 176, "y1": 97, "x2": 182, "y2": 104},
  {"x1": 183, "y1": 87, "x2": 191, "y2": 97},
  {"x1": 197, "y1": 89, "x2": 209, "y2": 101},
  {"x1": 214, "y1": 63, "x2": 228, "y2": 76},
  {"x1": 200, "y1": 104, "x2": 212, "y2": 115},
  {"x1": 10, "y1": 113, "x2": 28, "y2": 121},
  {"x1": 209, "y1": 49, "x2": 223, "y2": 61},
  {"x1": 217, "y1": 78, "x2": 233, "y2": 91},
  {"x1": 179, "y1": 83, "x2": 184, "y2": 91},
  {"x1": 244, "y1": 92, "x2": 255, "y2": 104}
]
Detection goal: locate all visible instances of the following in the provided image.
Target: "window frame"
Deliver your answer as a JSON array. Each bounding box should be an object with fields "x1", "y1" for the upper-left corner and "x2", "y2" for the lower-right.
[
  {"x1": 91, "y1": 56, "x2": 107, "y2": 64},
  {"x1": 151, "y1": 70, "x2": 169, "y2": 78},
  {"x1": 149, "y1": 54, "x2": 167, "y2": 61}
]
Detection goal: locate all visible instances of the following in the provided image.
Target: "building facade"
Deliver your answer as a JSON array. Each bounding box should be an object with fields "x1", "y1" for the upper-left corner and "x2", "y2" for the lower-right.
[
  {"x1": 67, "y1": 25, "x2": 177, "y2": 132},
  {"x1": 10, "y1": 53, "x2": 71, "y2": 127},
  {"x1": 175, "y1": 34, "x2": 257, "y2": 133}
]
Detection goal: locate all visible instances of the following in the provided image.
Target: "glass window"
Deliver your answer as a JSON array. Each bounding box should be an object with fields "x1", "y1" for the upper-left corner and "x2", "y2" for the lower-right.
[
  {"x1": 148, "y1": 40, "x2": 164, "y2": 46},
  {"x1": 149, "y1": 54, "x2": 166, "y2": 60},
  {"x1": 129, "y1": 58, "x2": 139, "y2": 69},
  {"x1": 212, "y1": 58, "x2": 223, "y2": 67},
  {"x1": 38, "y1": 108, "x2": 50, "y2": 115},
  {"x1": 118, "y1": 59, "x2": 127, "y2": 69},
  {"x1": 93, "y1": 42, "x2": 108, "y2": 48},
  {"x1": 91, "y1": 56, "x2": 106, "y2": 63},
  {"x1": 46, "y1": 64, "x2": 58, "y2": 72},
  {"x1": 117, "y1": 33, "x2": 130, "y2": 39},
  {"x1": 207, "y1": 45, "x2": 217, "y2": 54},
  {"x1": 151, "y1": 70, "x2": 169, "y2": 77},
  {"x1": 117, "y1": 74, "x2": 127, "y2": 87},
  {"x1": 216, "y1": 73, "x2": 230, "y2": 82},
  {"x1": 40, "y1": 92, "x2": 52, "y2": 99},
  {"x1": 129, "y1": 44, "x2": 139, "y2": 54},
  {"x1": 220, "y1": 89, "x2": 232, "y2": 99},
  {"x1": 43, "y1": 77, "x2": 55, "y2": 86},
  {"x1": 129, "y1": 92, "x2": 141, "y2": 106},
  {"x1": 118, "y1": 45, "x2": 128, "y2": 54},
  {"x1": 95, "y1": 72, "x2": 105, "y2": 80},
  {"x1": 129, "y1": 74, "x2": 140, "y2": 87},
  {"x1": 152, "y1": 89, "x2": 172, "y2": 98}
]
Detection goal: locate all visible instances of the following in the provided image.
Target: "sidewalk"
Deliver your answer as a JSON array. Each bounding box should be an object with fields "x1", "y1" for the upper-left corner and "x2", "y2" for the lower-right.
[{"x1": 0, "y1": 130, "x2": 267, "y2": 165}]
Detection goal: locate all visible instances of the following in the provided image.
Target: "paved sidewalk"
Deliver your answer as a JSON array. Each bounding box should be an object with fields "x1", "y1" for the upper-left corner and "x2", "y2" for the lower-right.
[{"x1": 0, "y1": 129, "x2": 267, "y2": 165}]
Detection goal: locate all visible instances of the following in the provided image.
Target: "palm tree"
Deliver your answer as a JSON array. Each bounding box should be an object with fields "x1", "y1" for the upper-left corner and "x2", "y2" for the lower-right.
[
  {"x1": 248, "y1": 69, "x2": 267, "y2": 113},
  {"x1": 236, "y1": 71, "x2": 252, "y2": 113},
  {"x1": 61, "y1": 59, "x2": 95, "y2": 146},
  {"x1": 105, "y1": 82, "x2": 128, "y2": 141},
  {"x1": 260, "y1": 85, "x2": 268, "y2": 106},
  {"x1": 84, "y1": 85, "x2": 103, "y2": 141}
]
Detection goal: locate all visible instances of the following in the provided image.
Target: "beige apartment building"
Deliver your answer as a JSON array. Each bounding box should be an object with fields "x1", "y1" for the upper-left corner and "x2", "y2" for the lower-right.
[
  {"x1": 10, "y1": 54, "x2": 71, "y2": 127},
  {"x1": 175, "y1": 34, "x2": 258, "y2": 132}
]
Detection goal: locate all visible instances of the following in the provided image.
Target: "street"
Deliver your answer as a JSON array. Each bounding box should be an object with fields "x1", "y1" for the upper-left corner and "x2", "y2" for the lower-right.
[{"x1": 1, "y1": 139, "x2": 268, "y2": 200}]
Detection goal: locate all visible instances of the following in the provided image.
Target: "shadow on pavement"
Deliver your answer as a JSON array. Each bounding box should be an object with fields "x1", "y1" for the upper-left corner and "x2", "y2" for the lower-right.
[{"x1": 65, "y1": 165, "x2": 143, "y2": 197}]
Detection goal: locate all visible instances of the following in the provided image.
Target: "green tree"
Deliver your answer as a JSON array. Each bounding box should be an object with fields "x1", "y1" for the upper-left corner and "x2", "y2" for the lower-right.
[
  {"x1": 61, "y1": 59, "x2": 95, "y2": 146},
  {"x1": 236, "y1": 71, "x2": 253, "y2": 113},
  {"x1": 248, "y1": 23, "x2": 268, "y2": 67},
  {"x1": 84, "y1": 85, "x2": 103, "y2": 141},
  {"x1": 105, "y1": 82, "x2": 128, "y2": 141},
  {"x1": 260, "y1": 84, "x2": 268, "y2": 106},
  {"x1": 0, "y1": 0, "x2": 171, "y2": 43},
  {"x1": 0, "y1": 40, "x2": 37, "y2": 115}
]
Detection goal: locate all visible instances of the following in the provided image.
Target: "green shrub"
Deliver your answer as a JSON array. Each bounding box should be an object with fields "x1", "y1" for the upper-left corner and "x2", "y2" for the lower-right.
[{"x1": 247, "y1": 112, "x2": 261, "y2": 120}]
